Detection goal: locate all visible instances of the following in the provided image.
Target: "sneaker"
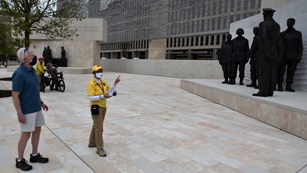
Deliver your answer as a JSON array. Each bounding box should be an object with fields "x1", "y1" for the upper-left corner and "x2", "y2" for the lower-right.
[
  {"x1": 16, "y1": 158, "x2": 32, "y2": 171},
  {"x1": 96, "y1": 149, "x2": 107, "y2": 157},
  {"x1": 30, "y1": 153, "x2": 49, "y2": 163},
  {"x1": 88, "y1": 143, "x2": 96, "y2": 148}
]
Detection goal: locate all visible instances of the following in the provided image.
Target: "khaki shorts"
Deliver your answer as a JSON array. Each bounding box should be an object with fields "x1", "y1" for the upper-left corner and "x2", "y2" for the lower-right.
[{"x1": 20, "y1": 111, "x2": 45, "y2": 132}]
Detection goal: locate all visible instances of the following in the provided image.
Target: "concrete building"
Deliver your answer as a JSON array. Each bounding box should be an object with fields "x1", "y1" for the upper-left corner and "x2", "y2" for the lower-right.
[
  {"x1": 57, "y1": 0, "x2": 89, "y2": 17},
  {"x1": 88, "y1": 0, "x2": 261, "y2": 60},
  {"x1": 29, "y1": 18, "x2": 107, "y2": 68}
]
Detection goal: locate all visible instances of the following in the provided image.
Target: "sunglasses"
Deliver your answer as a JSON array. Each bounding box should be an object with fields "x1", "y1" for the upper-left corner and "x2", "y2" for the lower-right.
[{"x1": 24, "y1": 48, "x2": 28, "y2": 57}]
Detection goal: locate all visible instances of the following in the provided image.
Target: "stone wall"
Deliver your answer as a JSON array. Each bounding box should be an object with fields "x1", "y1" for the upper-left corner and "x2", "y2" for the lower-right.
[
  {"x1": 101, "y1": 59, "x2": 222, "y2": 79},
  {"x1": 30, "y1": 40, "x2": 101, "y2": 68}
]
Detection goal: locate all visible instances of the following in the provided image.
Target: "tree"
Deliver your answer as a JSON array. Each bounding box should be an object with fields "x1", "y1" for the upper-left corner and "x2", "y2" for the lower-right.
[
  {"x1": 0, "y1": 0, "x2": 85, "y2": 47},
  {"x1": 0, "y1": 18, "x2": 17, "y2": 63}
]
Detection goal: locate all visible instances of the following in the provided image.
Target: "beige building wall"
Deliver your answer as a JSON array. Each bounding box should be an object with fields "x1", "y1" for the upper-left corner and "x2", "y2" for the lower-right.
[
  {"x1": 29, "y1": 18, "x2": 106, "y2": 68},
  {"x1": 30, "y1": 40, "x2": 100, "y2": 67},
  {"x1": 148, "y1": 39, "x2": 166, "y2": 59}
]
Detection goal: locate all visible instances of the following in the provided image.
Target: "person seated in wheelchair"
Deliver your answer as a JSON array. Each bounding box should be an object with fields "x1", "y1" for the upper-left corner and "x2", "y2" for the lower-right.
[{"x1": 46, "y1": 63, "x2": 59, "y2": 90}]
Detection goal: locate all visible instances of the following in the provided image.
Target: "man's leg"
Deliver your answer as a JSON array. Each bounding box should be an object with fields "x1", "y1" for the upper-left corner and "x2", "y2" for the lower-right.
[
  {"x1": 31, "y1": 126, "x2": 41, "y2": 154},
  {"x1": 18, "y1": 132, "x2": 31, "y2": 160}
]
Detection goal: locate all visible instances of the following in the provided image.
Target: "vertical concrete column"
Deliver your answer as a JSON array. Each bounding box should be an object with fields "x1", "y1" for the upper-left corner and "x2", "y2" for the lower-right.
[
  {"x1": 188, "y1": 49, "x2": 192, "y2": 59},
  {"x1": 212, "y1": 49, "x2": 218, "y2": 60},
  {"x1": 132, "y1": 51, "x2": 136, "y2": 58},
  {"x1": 148, "y1": 39, "x2": 167, "y2": 59}
]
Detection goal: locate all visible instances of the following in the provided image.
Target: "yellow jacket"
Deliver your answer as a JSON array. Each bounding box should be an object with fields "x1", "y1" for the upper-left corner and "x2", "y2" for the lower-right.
[
  {"x1": 36, "y1": 61, "x2": 45, "y2": 76},
  {"x1": 88, "y1": 78, "x2": 110, "y2": 108}
]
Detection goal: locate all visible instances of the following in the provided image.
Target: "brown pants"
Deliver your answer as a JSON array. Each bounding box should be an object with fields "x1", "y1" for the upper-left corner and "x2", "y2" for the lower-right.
[{"x1": 89, "y1": 107, "x2": 106, "y2": 151}]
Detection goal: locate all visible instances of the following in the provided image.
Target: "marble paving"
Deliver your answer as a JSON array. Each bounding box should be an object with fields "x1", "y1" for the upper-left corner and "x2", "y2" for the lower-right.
[{"x1": 0, "y1": 68, "x2": 307, "y2": 173}]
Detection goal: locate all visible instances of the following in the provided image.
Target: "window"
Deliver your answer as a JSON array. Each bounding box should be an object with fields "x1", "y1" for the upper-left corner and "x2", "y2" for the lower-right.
[
  {"x1": 206, "y1": 18, "x2": 210, "y2": 31},
  {"x1": 210, "y1": 35, "x2": 215, "y2": 45},
  {"x1": 216, "y1": 35, "x2": 220, "y2": 45},
  {"x1": 195, "y1": 37, "x2": 199, "y2": 46},
  {"x1": 217, "y1": 16, "x2": 221, "y2": 30},
  {"x1": 191, "y1": 21, "x2": 195, "y2": 33},
  {"x1": 201, "y1": 19, "x2": 205, "y2": 31},
  {"x1": 212, "y1": 1, "x2": 216, "y2": 16},
  {"x1": 178, "y1": 23, "x2": 182, "y2": 34},
  {"x1": 211, "y1": 17, "x2": 216, "y2": 30},
  {"x1": 191, "y1": 37, "x2": 194, "y2": 46},
  {"x1": 196, "y1": 20, "x2": 200, "y2": 32},
  {"x1": 237, "y1": 0, "x2": 241, "y2": 11},
  {"x1": 243, "y1": 0, "x2": 248, "y2": 10},
  {"x1": 218, "y1": 0, "x2": 222, "y2": 14},
  {"x1": 230, "y1": 0, "x2": 235, "y2": 12},
  {"x1": 224, "y1": 0, "x2": 228, "y2": 13}
]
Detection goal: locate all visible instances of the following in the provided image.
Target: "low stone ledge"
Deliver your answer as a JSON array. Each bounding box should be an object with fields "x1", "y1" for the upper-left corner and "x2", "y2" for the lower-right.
[{"x1": 181, "y1": 79, "x2": 307, "y2": 140}]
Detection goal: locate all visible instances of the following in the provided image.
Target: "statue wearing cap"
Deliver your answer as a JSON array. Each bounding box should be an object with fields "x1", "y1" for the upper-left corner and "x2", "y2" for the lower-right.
[
  {"x1": 229, "y1": 28, "x2": 249, "y2": 85},
  {"x1": 253, "y1": 8, "x2": 281, "y2": 97},
  {"x1": 279, "y1": 18, "x2": 303, "y2": 92}
]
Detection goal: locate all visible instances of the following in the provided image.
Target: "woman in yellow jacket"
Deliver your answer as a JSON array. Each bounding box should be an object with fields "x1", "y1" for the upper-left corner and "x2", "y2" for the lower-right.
[
  {"x1": 87, "y1": 65, "x2": 120, "y2": 157},
  {"x1": 36, "y1": 57, "x2": 45, "y2": 92}
]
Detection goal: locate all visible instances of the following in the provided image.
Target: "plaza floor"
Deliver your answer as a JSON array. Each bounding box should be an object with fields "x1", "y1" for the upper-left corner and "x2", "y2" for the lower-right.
[{"x1": 0, "y1": 68, "x2": 307, "y2": 173}]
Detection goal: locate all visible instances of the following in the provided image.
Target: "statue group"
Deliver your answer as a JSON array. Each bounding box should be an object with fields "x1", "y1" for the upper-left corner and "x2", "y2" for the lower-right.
[{"x1": 218, "y1": 8, "x2": 303, "y2": 97}]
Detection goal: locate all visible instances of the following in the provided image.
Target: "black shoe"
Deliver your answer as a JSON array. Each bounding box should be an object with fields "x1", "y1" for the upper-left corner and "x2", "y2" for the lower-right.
[
  {"x1": 30, "y1": 153, "x2": 49, "y2": 163},
  {"x1": 229, "y1": 81, "x2": 235, "y2": 85},
  {"x1": 239, "y1": 82, "x2": 244, "y2": 85},
  {"x1": 88, "y1": 144, "x2": 96, "y2": 148},
  {"x1": 16, "y1": 158, "x2": 32, "y2": 171},
  {"x1": 277, "y1": 87, "x2": 283, "y2": 91},
  {"x1": 222, "y1": 80, "x2": 228, "y2": 84},
  {"x1": 285, "y1": 87, "x2": 295, "y2": 92},
  {"x1": 252, "y1": 93, "x2": 267, "y2": 97}
]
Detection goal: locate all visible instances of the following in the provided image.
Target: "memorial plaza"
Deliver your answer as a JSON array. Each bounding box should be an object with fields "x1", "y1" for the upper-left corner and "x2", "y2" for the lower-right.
[{"x1": 1, "y1": 67, "x2": 307, "y2": 173}]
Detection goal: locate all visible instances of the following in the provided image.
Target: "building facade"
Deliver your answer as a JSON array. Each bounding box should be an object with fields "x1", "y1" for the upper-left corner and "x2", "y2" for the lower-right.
[{"x1": 89, "y1": 0, "x2": 261, "y2": 60}]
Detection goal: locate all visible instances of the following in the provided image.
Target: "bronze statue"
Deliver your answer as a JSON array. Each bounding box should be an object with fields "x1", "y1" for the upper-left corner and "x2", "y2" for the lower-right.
[
  {"x1": 229, "y1": 28, "x2": 249, "y2": 85},
  {"x1": 275, "y1": 35, "x2": 285, "y2": 91},
  {"x1": 246, "y1": 27, "x2": 259, "y2": 88},
  {"x1": 218, "y1": 34, "x2": 232, "y2": 84},
  {"x1": 280, "y1": 18, "x2": 303, "y2": 92},
  {"x1": 253, "y1": 8, "x2": 280, "y2": 97}
]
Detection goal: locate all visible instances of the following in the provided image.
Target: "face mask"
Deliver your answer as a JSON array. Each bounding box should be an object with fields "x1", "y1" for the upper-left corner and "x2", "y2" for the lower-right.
[
  {"x1": 29, "y1": 56, "x2": 37, "y2": 66},
  {"x1": 95, "y1": 72, "x2": 103, "y2": 79}
]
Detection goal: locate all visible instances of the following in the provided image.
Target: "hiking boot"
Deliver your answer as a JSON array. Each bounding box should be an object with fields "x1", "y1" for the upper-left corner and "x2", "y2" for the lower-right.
[
  {"x1": 96, "y1": 149, "x2": 107, "y2": 157},
  {"x1": 88, "y1": 143, "x2": 96, "y2": 148},
  {"x1": 16, "y1": 158, "x2": 32, "y2": 171},
  {"x1": 30, "y1": 153, "x2": 49, "y2": 163}
]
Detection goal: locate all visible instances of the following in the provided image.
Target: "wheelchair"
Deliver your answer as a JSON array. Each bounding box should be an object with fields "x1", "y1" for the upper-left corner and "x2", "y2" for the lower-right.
[{"x1": 41, "y1": 71, "x2": 65, "y2": 92}]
